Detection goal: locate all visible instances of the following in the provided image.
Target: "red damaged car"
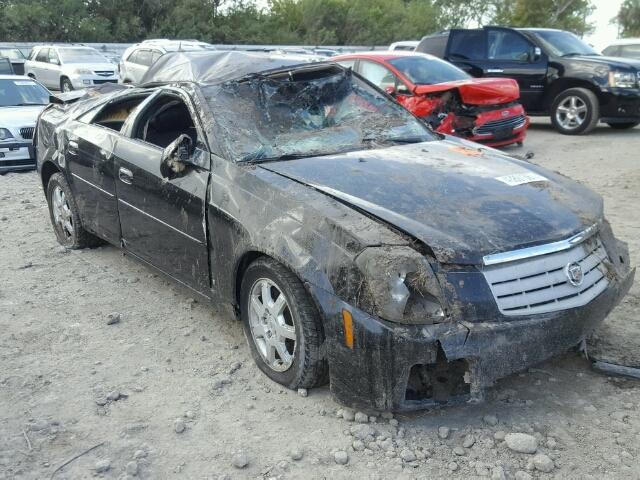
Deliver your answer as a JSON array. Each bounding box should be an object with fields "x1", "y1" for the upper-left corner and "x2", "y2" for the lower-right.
[{"x1": 334, "y1": 52, "x2": 529, "y2": 147}]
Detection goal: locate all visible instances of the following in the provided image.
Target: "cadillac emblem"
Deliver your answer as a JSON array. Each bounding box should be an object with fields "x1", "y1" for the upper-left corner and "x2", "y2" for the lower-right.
[{"x1": 565, "y1": 262, "x2": 584, "y2": 287}]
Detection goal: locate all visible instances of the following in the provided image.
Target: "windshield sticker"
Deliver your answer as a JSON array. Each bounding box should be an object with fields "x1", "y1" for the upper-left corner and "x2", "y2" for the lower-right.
[
  {"x1": 496, "y1": 172, "x2": 548, "y2": 186},
  {"x1": 14, "y1": 81, "x2": 36, "y2": 86}
]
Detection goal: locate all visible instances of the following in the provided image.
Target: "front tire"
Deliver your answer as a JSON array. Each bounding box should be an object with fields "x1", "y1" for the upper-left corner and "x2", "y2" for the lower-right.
[
  {"x1": 60, "y1": 77, "x2": 74, "y2": 92},
  {"x1": 46, "y1": 173, "x2": 103, "y2": 249},
  {"x1": 608, "y1": 122, "x2": 639, "y2": 130},
  {"x1": 550, "y1": 88, "x2": 599, "y2": 135},
  {"x1": 240, "y1": 257, "x2": 328, "y2": 390}
]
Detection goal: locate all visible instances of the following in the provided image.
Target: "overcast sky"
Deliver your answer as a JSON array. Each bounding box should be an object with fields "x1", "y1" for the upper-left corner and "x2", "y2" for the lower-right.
[{"x1": 585, "y1": 0, "x2": 623, "y2": 49}]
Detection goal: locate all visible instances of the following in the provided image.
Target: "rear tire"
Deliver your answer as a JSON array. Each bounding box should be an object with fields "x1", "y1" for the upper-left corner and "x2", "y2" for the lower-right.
[
  {"x1": 607, "y1": 122, "x2": 639, "y2": 130},
  {"x1": 46, "y1": 173, "x2": 103, "y2": 249},
  {"x1": 240, "y1": 257, "x2": 328, "y2": 390},
  {"x1": 550, "y1": 88, "x2": 599, "y2": 135},
  {"x1": 60, "y1": 77, "x2": 73, "y2": 92}
]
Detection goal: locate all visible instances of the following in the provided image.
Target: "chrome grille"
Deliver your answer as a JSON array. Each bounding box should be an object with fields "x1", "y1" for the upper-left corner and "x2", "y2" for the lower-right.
[
  {"x1": 94, "y1": 70, "x2": 115, "y2": 76},
  {"x1": 19, "y1": 127, "x2": 34, "y2": 140},
  {"x1": 482, "y1": 236, "x2": 609, "y2": 316},
  {"x1": 475, "y1": 114, "x2": 526, "y2": 136}
]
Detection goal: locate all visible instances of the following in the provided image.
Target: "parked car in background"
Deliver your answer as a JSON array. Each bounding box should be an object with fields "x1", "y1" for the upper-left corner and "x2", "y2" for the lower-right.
[
  {"x1": 0, "y1": 48, "x2": 27, "y2": 75},
  {"x1": 0, "y1": 58, "x2": 14, "y2": 75},
  {"x1": 25, "y1": 45, "x2": 117, "y2": 92},
  {"x1": 0, "y1": 75, "x2": 50, "y2": 172},
  {"x1": 418, "y1": 27, "x2": 640, "y2": 134},
  {"x1": 334, "y1": 51, "x2": 529, "y2": 147},
  {"x1": 603, "y1": 39, "x2": 640, "y2": 60},
  {"x1": 119, "y1": 39, "x2": 216, "y2": 84},
  {"x1": 389, "y1": 41, "x2": 419, "y2": 52}
]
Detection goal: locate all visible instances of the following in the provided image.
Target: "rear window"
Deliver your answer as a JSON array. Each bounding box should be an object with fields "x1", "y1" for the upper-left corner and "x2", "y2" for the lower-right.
[
  {"x1": 416, "y1": 35, "x2": 448, "y2": 57},
  {"x1": 388, "y1": 56, "x2": 469, "y2": 85},
  {"x1": 449, "y1": 30, "x2": 486, "y2": 60}
]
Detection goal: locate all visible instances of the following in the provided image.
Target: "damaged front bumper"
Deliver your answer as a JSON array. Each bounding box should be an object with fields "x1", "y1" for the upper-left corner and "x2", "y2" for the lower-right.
[{"x1": 309, "y1": 263, "x2": 634, "y2": 412}]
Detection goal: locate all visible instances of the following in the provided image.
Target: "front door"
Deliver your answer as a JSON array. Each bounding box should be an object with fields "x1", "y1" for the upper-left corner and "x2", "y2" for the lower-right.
[
  {"x1": 115, "y1": 90, "x2": 210, "y2": 295},
  {"x1": 483, "y1": 28, "x2": 548, "y2": 111}
]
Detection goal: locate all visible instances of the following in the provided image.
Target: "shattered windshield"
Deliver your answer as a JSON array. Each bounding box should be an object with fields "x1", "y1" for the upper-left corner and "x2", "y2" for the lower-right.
[{"x1": 203, "y1": 67, "x2": 436, "y2": 163}]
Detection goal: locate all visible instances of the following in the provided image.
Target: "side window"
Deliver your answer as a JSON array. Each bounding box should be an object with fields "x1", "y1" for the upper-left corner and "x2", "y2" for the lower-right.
[
  {"x1": 133, "y1": 94, "x2": 197, "y2": 149},
  {"x1": 602, "y1": 46, "x2": 618, "y2": 56},
  {"x1": 449, "y1": 30, "x2": 486, "y2": 60},
  {"x1": 35, "y1": 48, "x2": 50, "y2": 63},
  {"x1": 82, "y1": 95, "x2": 151, "y2": 132},
  {"x1": 359, "y1": 61, "x2": 398, "y2": 91},
  {"x1": 336, "y1": 60, "x2": 355, "y2": 69},
  {"x1": 151, "y1": 50, "x2": 163, "y2": 64},
  {"x1": 137, "y1": 50, "x2": 153, "y2": 67},
  {"x1": 49, "y1": 49, "x2": 60, "y2": 65},
  {"x1": 620, "y1": 44, "x2": 640, "y2": 59},
  {"x1": 488, "y1": 30, "x2": 533, "y2": 61}
]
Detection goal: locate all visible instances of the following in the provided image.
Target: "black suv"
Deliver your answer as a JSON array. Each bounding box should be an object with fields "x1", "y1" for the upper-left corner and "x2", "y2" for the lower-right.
[{"x1": 417, "y1": 27, "x2": 640, "y2": 134}]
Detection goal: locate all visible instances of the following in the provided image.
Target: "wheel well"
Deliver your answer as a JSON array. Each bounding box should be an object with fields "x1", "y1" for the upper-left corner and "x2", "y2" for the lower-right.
[
  {"x1": 234, "y1": 251, "x2": 265, "y2": 314},
  {"x1": 544, "y1": 79, "x2": 601, "y2": 110},
  {"x1": 41, "y1": 161, "x2": 61, "y2": 190}
]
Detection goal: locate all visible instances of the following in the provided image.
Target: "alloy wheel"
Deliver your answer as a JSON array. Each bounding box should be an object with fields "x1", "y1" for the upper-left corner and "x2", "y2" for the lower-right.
[
  {"x1": 248, "y1": 278, "x2": 297, "y2": 372},
  {"x1": 51, "y1": 185, "x2": 74, "y2": 240},
  {"x1": 555, "y1": 96, "x2": 588, "y2": 130}
]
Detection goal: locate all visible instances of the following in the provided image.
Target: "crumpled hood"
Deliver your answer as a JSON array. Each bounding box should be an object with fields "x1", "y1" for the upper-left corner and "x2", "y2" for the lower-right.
[
  {"x1": 414, "y1": 78, "x2": 520, "y2": 105},
  {"x1": 260, "y1": 140, "x2": 603, "y2": 265},
  {"x1": 0, "y1": 105, "x2": 45, "y2": 127}
]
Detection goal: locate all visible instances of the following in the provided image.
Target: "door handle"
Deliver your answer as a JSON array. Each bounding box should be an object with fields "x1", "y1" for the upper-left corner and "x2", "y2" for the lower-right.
[
  {"x1": 119, "y1": 167, "x2": 133, "y2": 184},
  {"x1": 486, "y1": 69, "x2": 504, "y2": 73}
]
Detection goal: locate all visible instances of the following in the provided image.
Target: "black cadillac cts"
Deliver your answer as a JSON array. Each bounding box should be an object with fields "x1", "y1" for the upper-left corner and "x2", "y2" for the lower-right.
[{"x1": 36, "y1": 52, "x2": 634, "y2": 411}]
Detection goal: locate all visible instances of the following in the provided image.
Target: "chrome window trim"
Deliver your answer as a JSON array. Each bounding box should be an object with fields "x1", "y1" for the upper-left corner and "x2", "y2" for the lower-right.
[{"x1": 482, "y1": 222, "x2": 600, "y2": 266}]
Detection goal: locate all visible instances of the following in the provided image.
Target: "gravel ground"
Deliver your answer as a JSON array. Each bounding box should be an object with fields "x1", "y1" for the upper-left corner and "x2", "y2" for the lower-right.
[{"x1": 1, "y1": 119, "x2": 639, "y2": 480}]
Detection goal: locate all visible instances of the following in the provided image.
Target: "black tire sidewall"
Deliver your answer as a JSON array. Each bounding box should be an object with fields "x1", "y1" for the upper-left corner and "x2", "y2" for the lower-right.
[
  {"x1": 46, "y1": 173, "x2": 81, "y2": 248},
  {"x1": 551, "y1": 88, "x2": 599, "y2": 135},
  {"x1": 61, "y1": 77, "x2": 73, "y2": 92},
  {"x1": 240, "y1": 260, "x2": 311, "y2": 389}
]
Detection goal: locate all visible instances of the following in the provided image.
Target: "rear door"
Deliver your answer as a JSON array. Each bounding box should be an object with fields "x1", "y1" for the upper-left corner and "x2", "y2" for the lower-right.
[
  {"x1": 64, "y1": 98, "x2": 130, "y2": 244},
  {"x1": 114, "y1": 89, "x2": 211, "y2": 295},
  {"x1": 47, "y1": 49, "x2": 62, "y2": 89}
]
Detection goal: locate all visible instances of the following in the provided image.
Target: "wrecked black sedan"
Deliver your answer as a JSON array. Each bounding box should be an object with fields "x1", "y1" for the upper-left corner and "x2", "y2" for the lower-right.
[{"x1": 35, "y1": 51, "x2": 634, "y2": 411}]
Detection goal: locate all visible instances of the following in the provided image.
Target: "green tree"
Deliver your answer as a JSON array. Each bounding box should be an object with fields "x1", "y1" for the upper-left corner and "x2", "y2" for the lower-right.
[
  {"x1": 613, "y1": 0, "x2": 640, "y2": 37},
  {"x1": 489, "y1": 0, "x2": 595, "y2": 36}
]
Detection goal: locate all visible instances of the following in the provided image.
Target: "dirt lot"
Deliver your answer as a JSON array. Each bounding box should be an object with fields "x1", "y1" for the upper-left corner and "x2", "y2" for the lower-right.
[{"x1": 1, "y1": 119, "x2": 639, "y2": 480}]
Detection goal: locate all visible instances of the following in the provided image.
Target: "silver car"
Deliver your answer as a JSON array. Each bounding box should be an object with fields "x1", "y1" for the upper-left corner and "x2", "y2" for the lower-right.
[
  {"x1": 0, "y1": 75, "x2": 50, "y2": 172},
  {"x1": 119, "y1": 39, "x2": 216, "y2": 85},
  {"x1": 24, "y1": 45, "x2": 117, "y2": 91}
]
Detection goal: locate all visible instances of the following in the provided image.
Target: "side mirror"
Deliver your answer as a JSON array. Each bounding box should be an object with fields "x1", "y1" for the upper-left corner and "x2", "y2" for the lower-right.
[
  {"x1": 160, "y1": 134, "x2": 194, "y2": 178},
  {"x1": 385, "y1": 85, "x2": 397, "y2": 97},
  {"x1": 532, "y1": 47, "x2": 542, "y2": 62}
]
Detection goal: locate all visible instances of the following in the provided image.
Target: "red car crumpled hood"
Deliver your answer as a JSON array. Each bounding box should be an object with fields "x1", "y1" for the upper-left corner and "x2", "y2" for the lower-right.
[{"x1": 414, "y1": 77, "x2": 520, "y2": 105}]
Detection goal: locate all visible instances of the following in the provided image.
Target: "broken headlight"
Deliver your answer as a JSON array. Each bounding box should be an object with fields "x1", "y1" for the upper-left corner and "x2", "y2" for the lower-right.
[{"x1": 354, "y1": 246, "x2": 446, "y2": 324}]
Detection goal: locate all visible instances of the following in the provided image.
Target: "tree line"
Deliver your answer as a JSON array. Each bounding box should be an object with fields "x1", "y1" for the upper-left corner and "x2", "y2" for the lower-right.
[{"x1": 0, "y1": 0, "x2": 633, "y2": 45}]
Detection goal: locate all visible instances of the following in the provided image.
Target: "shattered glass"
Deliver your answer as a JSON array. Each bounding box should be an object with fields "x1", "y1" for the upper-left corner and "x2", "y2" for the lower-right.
[{"x1": 202, "y1": 68, "x2": 437, "y2": 163}]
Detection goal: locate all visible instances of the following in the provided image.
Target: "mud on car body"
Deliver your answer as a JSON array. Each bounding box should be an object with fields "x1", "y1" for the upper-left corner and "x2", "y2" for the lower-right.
[{"x1": 35, "y1": 51, "x2": 634, "y2": 411}]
